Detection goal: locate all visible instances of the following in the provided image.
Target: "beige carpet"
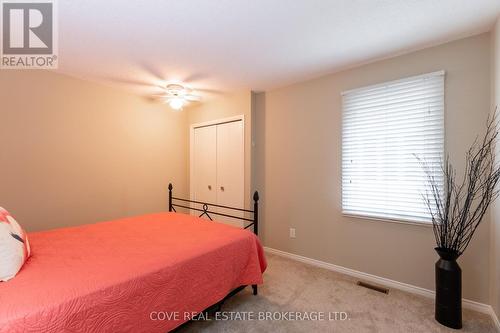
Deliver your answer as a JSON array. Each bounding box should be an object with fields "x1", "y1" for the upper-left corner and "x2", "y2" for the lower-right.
[{"x1": 178, "y1": 253, "x2": 497, "y2": 333}]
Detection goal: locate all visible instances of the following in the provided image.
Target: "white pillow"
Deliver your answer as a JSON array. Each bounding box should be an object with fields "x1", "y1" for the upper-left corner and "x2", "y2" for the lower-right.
[{"x1": 0, "y1": 207, "x2": 30, "y2": 281}]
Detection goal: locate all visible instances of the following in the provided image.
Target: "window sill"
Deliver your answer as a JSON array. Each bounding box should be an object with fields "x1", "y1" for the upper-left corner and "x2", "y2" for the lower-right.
[{"x1": 342, "y1": 213, "x2": 433, "y2": 228}]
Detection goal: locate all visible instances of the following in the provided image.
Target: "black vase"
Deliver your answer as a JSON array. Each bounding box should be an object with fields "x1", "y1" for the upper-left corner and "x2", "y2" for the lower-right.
[{"x1": 435, "y1": 247, "x2": 462, "y2": 329}]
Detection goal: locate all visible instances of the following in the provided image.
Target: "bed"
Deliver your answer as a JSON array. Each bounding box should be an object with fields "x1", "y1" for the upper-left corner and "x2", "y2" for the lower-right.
[{"x1": 0, "y1": 184, "x2": 266, "y2": 333}]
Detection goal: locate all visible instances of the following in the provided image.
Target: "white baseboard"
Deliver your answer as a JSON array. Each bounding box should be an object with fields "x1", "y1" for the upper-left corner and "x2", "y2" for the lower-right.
[{"x1": 264, "y1": 247, "x2": 500, "y2": 331}]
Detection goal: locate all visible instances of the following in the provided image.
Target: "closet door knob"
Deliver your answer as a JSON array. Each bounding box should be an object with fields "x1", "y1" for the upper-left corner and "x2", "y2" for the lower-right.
[
  {"x1": 220, "y1": 186, "x2": 225, "y2": 191},
  {"x1": 208, "y1": 185, "x2": 212, "y2": 190}
]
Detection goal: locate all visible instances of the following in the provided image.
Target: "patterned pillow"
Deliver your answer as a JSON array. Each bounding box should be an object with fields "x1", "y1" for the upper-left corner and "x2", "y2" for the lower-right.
[{"x1": 0, "y1": 207, "x2": 31, "y2": 281}]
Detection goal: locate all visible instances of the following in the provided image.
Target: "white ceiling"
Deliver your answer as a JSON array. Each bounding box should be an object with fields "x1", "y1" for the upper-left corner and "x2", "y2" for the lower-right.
[{"x1": 57, "y1": 0, "x2": 500, "y2": 97}]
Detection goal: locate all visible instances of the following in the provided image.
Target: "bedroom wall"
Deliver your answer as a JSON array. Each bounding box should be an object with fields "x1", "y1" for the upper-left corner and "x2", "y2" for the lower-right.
[
  {"x1": 0, "y1": 70, "x2": 188, "y2": 232},
  {"x1": 254, "y1": 33, "x2": 492, "y2": 303},
  {"x1": 491, "y1": 15, "x2": 500, "y2": 319},
  {"x1": 186, "y1": 91, "x2": 254, "y2": 209}
]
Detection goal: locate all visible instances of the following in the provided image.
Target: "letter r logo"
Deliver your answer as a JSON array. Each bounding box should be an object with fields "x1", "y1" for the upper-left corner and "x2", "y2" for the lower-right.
[{"x1": 2, "y1": 2, "x2": 53, "y2": 54}]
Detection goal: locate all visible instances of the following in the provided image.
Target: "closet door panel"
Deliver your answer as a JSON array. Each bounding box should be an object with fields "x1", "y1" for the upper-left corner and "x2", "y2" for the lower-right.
[
  {"x1": 216, "y1": 121, "x2": 244, "y2": 225},
  {"x1": 193, "y1": 126, "x2": 217, "y2": 208}
]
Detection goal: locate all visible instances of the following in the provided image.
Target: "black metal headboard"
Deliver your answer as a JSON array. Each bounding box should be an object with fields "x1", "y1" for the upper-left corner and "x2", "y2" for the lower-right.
[{"x1": 168, "y1": 183, "x2": 259, "y2": 235}]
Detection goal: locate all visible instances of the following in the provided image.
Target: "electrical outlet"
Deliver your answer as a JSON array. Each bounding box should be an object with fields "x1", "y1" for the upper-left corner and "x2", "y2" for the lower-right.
[{"x1": 289, "y1": 228, "x2": 296, "y2": 238}]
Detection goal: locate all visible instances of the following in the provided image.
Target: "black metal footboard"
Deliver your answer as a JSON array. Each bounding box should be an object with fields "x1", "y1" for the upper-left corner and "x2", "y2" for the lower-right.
[
  {"x1": 168, "y1": 183, "x2": 259, "y2": 236},
  {"x1": 167, "y1": 183, "x2": 260, "y2": 297}
]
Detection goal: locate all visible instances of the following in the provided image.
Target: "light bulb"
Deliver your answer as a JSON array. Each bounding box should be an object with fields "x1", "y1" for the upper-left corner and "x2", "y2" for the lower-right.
[{"x1": 169, "y1": 97, "x2": 185, "y2": 110}]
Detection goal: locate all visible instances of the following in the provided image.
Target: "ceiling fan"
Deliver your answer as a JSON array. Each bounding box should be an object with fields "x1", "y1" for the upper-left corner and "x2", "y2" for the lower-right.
[{"x1": 154, "y1": 83, "x2": 202, "y2": 110}]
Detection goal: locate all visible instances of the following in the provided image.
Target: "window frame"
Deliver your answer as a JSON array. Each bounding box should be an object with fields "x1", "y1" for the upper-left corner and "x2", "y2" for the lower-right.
[{"x1": 340, "y1": 70, "x2": 446, "y2": 226}]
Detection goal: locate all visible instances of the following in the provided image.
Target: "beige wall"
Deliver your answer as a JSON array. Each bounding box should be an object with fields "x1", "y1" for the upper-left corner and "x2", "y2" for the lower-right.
[
  {"x1": 0, "y1": 70, "x2": 188, "y2": 232},
  {"x1": 491, "y1": 16, "x2": 500, "y2": 318},
  {"x1": 255, "y1": 33, "x2": 492, "y2": 303},
  {"x1": 186, "y1": 91, "x2": 254, "y2": 209}
]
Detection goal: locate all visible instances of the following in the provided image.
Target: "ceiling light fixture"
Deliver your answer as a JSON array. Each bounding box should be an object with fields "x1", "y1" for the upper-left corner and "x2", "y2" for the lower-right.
[
  {"x1": 168, "y1": 97, "x2": 185, "y2": 111},
  {"x1": 157, "y1": 83, "x2": 201, "y2": 111}
]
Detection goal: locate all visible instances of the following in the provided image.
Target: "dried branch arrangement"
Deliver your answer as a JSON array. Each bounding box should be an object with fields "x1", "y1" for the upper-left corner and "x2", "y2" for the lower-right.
[{"x1": 420, "y1": 108, "x2": 500, "y2": 256}]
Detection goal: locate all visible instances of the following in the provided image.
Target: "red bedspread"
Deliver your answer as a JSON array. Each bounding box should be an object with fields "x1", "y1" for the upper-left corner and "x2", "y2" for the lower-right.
[{"x1": 0, "y1": 212, "x2": 267, "y2": 332}]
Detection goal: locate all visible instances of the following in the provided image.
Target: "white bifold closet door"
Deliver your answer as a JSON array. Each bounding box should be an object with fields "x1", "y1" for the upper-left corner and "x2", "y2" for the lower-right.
[
  {"x1": 193, "y1": 125, "x2": 217, "y2": 204},
  {"x1": 192, "y1": 120, "x2": 244, "y2": 227}
]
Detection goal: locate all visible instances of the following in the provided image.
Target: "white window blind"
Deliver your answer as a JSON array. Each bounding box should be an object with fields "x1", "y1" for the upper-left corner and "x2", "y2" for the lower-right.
[{"x1": 341, "y1": 71, "x2": 444, "y2": 223}]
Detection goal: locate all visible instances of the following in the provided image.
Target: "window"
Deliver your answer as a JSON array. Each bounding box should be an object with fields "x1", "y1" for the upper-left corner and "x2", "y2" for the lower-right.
[{"x1": 341, "y1": 71, "x2": 444, "y2": 223}]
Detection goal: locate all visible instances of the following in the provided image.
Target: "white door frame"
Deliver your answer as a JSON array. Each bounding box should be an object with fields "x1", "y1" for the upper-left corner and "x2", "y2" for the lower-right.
[{"x1": 190, "y1": 115, "x2": 245, "y2": 202}]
